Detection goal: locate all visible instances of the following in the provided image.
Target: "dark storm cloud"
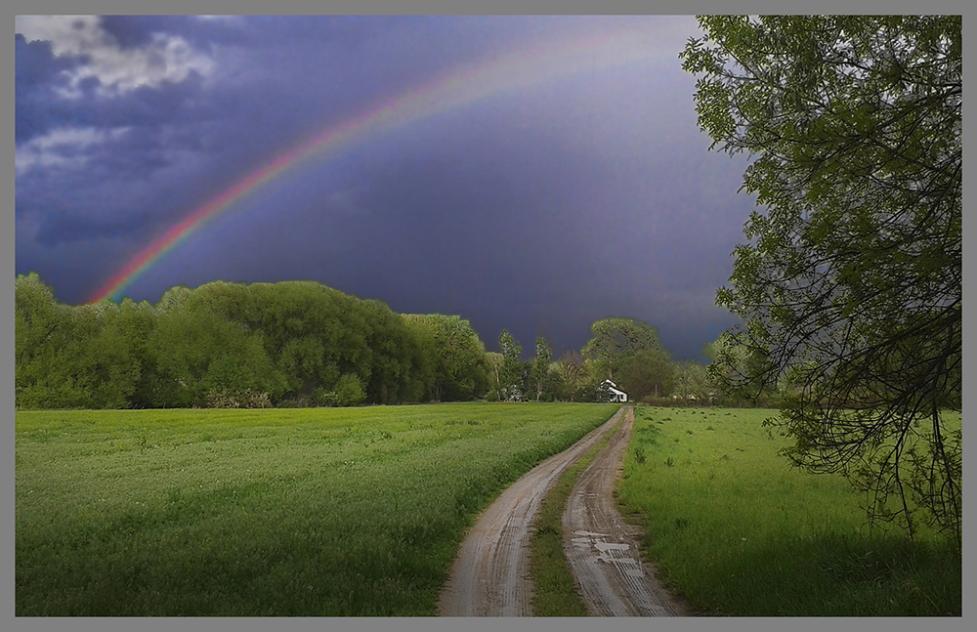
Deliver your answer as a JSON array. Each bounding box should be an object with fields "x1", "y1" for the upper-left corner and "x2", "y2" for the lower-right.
[{"x1": 15, "y1": 15, "x2": 754, "y2": 359}]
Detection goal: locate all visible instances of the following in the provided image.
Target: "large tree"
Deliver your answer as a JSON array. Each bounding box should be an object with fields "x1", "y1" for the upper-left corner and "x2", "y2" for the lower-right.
[
  {"x1": 683, "y1": 16, "x2": 961, "y2": 535},
  {"x1": 497, "y1": 329, "x2": 525, "y2": 401},
  {"x1": 531, "y1": 337, "x2": 553, "y2": 401},
  {"x1": 614, "y1": 348, "x2": 674, "y2": 401},
  {"x1": 582, "y1": 317, "x2": 666, "y2": 380},
  {"x1": 402, "y1": 313, "x2": 489, "y2": 401},
  {"x1": 554, "y1": 351, "x2": 593, "y2": 402},
  {"x1": 673, "y1": 361, "x2": 711, "y2": 402}
]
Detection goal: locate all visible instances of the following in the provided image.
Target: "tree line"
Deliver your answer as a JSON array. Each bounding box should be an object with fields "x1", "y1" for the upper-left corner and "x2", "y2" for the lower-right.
[
  {"x1": 16, "y1": 274, "x2": 742, "y2": 410},
  {"x1": 16, "y1": 275, "x2": 489, "y2": 409}
]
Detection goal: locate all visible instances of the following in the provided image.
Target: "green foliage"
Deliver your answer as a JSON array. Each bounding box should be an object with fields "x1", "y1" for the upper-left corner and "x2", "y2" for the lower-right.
[
  {"x1": 15, "y1": 274, "x2": 149, "y2": 409},
  {"x1": 618, "y1": 407, "x2": 960, "y2": 615},
  {"x1": 616, "y1": 348, "x2": 674, "y2": 401},
  {"x1": 334, "y1": 373, "x2": 366, "y2": 406},
  {"x1": 582, "y1": 317, "x2": 665, "y2": 380},
  {"x1": 704, "y1": 333, "x2": 782, "y2": 406},
  {"x1": 402, "y1": 314, "x2": 489, "y2": 401},
  {"x1": 484, "y1": 351, "x2": 504, "y2": 401},
  {"x1": 683, "y1": 16, "x2": 962, "y2": 535},
  {"x1": 582, "y1": 317, "x2": 674, "y2": 401},
  {"x1": 497, "y1": 329, "x2": 526, "y2": 401},
  {"x1": 672, "y1": 361, "x2": 711, "y2": 402},
  {"x1": 15, "y1": 403, "x2": 617, "y2": 615},
  {"x1": 15, "y1": 275, "x2": 491, "y2": 409},
  {"x1": 530, "y1": 337, "x2": 553, "y2": 401},
  {"x1": 551, "y1": 351, "x2": 598, "y2": 402}
]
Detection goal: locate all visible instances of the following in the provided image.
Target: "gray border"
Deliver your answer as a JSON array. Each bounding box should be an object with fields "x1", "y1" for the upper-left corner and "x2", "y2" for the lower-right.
[{"x1": 1, "y1": 2, "x2": 972, "y2": 632}]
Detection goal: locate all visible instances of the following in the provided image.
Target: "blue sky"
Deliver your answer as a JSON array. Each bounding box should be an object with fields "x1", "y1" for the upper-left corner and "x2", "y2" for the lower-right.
[{"x1": 15, "y1": 15, "x2": 755, "y2": 360}]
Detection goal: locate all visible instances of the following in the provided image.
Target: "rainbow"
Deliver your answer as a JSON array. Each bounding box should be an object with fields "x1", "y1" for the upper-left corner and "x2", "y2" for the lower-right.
[{"x1": 88, "y1": 25, "x2": 670, "y2": 303}]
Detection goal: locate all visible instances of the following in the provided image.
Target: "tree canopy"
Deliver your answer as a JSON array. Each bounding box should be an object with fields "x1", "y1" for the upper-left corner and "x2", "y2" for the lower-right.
[
  {"x1": 582, "y1": 317, "x2": 666, "y2": 379},
  {"x1": 15, "y1": 275, "x2": 490, "y2": 409},
  {"x1": 17, "y1": 276, "x2": 723, "y2": 410},
  {"x1": 683, "y1": 16, "x2": 961, "y2": 535}
]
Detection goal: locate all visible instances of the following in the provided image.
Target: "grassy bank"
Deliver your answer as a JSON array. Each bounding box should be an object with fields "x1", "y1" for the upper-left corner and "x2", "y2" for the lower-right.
[
  {"x1": 617, "y1": 406, "x2": 961, "y2": 616},
  {"x1": 16, "y1": 402, "x2": 618, "y2": 615}
]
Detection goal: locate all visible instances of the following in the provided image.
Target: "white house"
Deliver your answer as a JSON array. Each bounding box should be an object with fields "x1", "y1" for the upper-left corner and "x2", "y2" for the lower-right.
[{"x1": 600, "y1": 379, "x2": 628, "y2": 403}]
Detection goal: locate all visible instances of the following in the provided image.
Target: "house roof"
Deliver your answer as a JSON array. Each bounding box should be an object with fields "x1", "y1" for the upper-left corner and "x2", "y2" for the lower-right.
[{"x1": 600, "y1": 379, "x2": 627, "y2": 395}]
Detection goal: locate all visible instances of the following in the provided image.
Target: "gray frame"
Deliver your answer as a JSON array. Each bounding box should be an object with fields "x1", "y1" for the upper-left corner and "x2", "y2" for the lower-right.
[{"x1": 2, "y1": 2, "x2": 972, "y2": 631}]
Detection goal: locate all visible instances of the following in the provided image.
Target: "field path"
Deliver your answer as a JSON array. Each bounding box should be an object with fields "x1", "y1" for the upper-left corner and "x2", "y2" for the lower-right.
[
  {"x1": 562, "y1": 406, "x2": 685, "y2": 616},
  {"x1": 438, "y1": 407, "x2": 626, "y2": 616}
]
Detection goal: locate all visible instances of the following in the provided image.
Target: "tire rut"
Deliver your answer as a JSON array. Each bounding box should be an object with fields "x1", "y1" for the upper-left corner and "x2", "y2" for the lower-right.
[
  {"x1": 562, "y1": 406, "x2": 686, "y2": 616},
  {"x1": 438, "y1": 407, "x2": 626, "y2": 616}
]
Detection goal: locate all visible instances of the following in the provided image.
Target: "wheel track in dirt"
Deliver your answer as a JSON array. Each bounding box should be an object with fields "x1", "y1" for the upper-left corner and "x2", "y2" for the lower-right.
[
  {"x1": 437, "y1": 407, "x2": 626, "y2": 616},
  {"x1": 562, "y1": 405, "x2": 686, "y2": 616}
]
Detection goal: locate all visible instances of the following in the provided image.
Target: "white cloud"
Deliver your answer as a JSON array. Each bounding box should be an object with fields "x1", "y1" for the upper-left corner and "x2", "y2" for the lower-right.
[
  {"x1": 16, "y1": 126, "x2": 130, "y2": 173},
  {"x1": 15, "y1": 15, "x2": 213, "y2": 97}
]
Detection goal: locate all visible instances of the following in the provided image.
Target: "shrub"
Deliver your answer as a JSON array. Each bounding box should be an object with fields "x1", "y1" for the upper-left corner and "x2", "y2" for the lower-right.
[{"x1": 205, "y1": 388, "x2": 272, "y2": 408}]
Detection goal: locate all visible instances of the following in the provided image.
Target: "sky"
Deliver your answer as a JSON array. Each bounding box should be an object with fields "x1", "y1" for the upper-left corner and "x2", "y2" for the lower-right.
[{"x1": 15, "y1": 15, "x2": 756, "y2": 361}]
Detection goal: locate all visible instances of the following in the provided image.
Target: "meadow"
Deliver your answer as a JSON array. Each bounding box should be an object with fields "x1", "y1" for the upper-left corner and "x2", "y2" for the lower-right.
[
  {"x1": 15, "y1": 402, "x2": 617, "y2": 615},
  {"x1": 617, "y1": 406, "x2": 962, "y2": 616}
]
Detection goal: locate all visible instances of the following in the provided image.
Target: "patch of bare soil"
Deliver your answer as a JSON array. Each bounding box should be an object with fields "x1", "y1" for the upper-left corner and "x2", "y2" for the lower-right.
[{"x1": 438, "y1": 408, "x2": 626, "y2": 616}]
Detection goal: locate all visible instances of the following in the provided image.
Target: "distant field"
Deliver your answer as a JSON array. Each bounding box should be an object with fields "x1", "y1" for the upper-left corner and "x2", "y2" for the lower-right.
[
  {"x1": 618, "y1": 406, "x2": 961, "y2": 616},
  {"x1": 15, "y1": 402, "x2": 618, "y2": 615}
]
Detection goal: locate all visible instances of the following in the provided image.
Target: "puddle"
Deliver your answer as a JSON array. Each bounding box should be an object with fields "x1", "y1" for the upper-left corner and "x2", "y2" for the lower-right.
[{"x1": 594, "y1": 541, "x2": 630, "y2": 553}]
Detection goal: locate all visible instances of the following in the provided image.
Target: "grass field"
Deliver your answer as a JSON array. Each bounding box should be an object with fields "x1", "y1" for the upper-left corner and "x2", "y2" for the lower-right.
[
  {"x1": 15, "y1": 402, "x2": 618, "y2": 616},
  {"x1": 617, "y1": 406, "x2": 962, "y2": 616}
]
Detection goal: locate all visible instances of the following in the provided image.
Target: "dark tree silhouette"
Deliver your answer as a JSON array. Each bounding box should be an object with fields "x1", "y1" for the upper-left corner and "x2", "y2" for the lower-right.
[{"x1": 683, "y1": 16, "x2": 961, "y2": 536}]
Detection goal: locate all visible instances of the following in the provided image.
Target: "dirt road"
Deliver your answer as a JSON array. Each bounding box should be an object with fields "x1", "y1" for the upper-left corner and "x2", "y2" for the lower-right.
[
  {"x1": 562, "y1": 406, "x2": 685, "y2": 616},
  {"x1": 438, "y1": 407, "x2": 626, "y2": 616}
]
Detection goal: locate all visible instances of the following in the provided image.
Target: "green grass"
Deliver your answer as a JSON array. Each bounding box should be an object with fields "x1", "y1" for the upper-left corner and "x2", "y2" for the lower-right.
[
  {"x1": 529, "y1": 423, "x2": 616, "y2": 616},
  {"x1": 617, "y1": 406, "x2": 961, "y2": 616},
  {"x1": 16, "y1": 402, "x2": 618, "y2": 616}
]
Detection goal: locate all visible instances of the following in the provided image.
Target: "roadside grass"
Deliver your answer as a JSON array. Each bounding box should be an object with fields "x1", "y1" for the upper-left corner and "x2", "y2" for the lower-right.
[
  {"x1": 617, "y1": 406, "x2": 961, "y2": 616},
  {"x1": 529, "y1": 421, "x2": 618, "y2": 616},
  {"x1": 15, "y1": 402, "x2": 618, "y2": 616}
]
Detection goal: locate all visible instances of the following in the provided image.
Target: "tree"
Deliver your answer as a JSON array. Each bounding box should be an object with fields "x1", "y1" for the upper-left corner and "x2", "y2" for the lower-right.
[
  {"x1": 484, "y1": 352, "x2": 504, "y2": 401},
  {"x1": 553, "y1": 351, "x2": 591, "y2": 401},
  {"x1": 313, "y1": 373, "x2": 367, "y2": 407},
  {"x1": 531, "y1": 337, "x2": 553, "y2": 401},
  {"x1": 582, "y1": 317, "x2": 666, "y2": 380},
  {"x1": 704, "y1": 333, "x2": 780, "y2": 406},
  {"x1": 614, "y1": 348, "x2": 674, "y2": 401},
  {"x1": 15, "y1": 273, "x2": 92, "y2": 408},
  {"x1": 16, "y1": 274, "x2": 151, "y2": 409},
  {"x1": 150, "y1": 298, "x2": 285, "y2": 407},
  {"x1": 402, "y1": 314, "x2": 489, "y2": 401},
  {"x1": 673, "y1": 361, "x2": 711, "y2": 402},
  {"x1": 497, "y1": 329, "x2": 524, "y2": 401},
  {"x1": 17, "y1": 276, "x2": 498, "y2": 408},
  {"x1": 682, "y1": 16, "x2": 961, "y2": 535}
]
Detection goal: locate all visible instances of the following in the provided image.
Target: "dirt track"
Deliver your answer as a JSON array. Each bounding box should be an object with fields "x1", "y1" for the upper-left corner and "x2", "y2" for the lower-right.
[
  {"x1": 438, "y1": 407, "x2": 625, "y2": 616},
  {"x1": 563, "y1": 406, "x2": 685, "y2": 616}
]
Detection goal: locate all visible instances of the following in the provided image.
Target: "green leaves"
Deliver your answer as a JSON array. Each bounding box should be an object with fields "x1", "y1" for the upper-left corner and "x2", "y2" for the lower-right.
[
  {"x1": 15, "y1": 275, "x2": 491, "y2": 409},
  {"x1": 684, "y1": 15, "x2": 962, "y2": 535}
]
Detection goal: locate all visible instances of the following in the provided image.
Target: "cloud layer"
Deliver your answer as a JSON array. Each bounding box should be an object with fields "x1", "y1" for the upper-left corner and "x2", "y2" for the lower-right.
[
  {"x1": 15, "y1": 15, "x2": 755, "y2": 359},
  {"x1": 16, "y1": 15, "x2": 214, "y2": 97}
]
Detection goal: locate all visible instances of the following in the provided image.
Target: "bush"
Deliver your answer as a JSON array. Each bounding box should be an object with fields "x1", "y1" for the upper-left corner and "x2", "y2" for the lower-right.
[
  {"x1": 311, "y1": 374, "x2": 366, "y2": 407},
  {"x1": 334, "y1": 374, "x2": 366, "y2": 407},
  {"x1": 205, "y1": 388, "x2": 272, "y2": 408}
]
